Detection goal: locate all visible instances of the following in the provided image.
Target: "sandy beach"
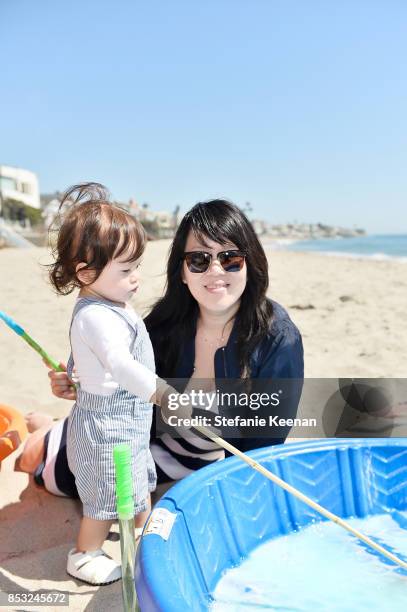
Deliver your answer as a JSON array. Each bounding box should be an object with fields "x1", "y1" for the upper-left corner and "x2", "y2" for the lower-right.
[
  {"x1": 1, "y1": 240, "x2": 406, "y2": 416},
  {"x1": 1, "y1": 241, "x2": 407, "y2": 610}
]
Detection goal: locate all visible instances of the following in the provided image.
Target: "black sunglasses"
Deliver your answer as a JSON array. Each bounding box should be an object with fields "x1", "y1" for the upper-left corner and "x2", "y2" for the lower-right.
[{"x1": 183, "y1": 250, "x2": 246, "y2": 273}]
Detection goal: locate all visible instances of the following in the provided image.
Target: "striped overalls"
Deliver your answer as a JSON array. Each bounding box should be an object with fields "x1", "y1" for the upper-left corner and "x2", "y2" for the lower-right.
[{"x1": 66, "y1": 297, "x2": 156, "y2": 520}]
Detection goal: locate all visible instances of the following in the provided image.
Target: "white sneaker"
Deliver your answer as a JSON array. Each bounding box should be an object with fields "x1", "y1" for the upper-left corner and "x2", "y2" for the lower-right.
[{"x1": 67, "y1": 548, "x2": 122, "y2": 585}]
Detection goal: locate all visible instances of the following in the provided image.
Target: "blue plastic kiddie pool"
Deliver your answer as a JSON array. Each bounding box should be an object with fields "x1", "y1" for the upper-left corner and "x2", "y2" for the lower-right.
[{"x1": 135, "y1": 438, "x2": 407, "y2": 610}]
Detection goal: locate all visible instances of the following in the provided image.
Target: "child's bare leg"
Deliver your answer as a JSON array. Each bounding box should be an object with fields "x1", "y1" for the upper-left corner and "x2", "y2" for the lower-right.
[
  {"x1": 19, "y1": 423, "x2": 54, "y2": 473},
  {"x1": 25, "y1": 412, "x2": 54, "y2": 433},
  {"x1": 135, "y1": 494, "x2": 151, "y2": 529},
  {"x1": 76, "y1": 517, "x2": 114, "y2": 552},
  {"x1": 68, "y1": 518, "x2": 121, "y2": 584}
]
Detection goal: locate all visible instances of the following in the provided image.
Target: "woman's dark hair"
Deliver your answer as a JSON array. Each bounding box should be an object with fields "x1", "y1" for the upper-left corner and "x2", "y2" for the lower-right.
[
  {"x1": 49, "y1": 182, "x2": 146, "y2": 295},
  {"x1": 145, "y1": 199, "x2": 273, "y2": 377}
]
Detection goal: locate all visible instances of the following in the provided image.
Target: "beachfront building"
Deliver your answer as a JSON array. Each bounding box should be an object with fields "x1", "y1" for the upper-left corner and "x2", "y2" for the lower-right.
[
  {"x1": 251, "y1": 219, "x2": 268, "y2": 235},
  {"x1": 129, "y1": 200, "x2": 180, "y2": 238},
  {"x1": 0, "y1": 165, "x2": 40, "y2": 211}
]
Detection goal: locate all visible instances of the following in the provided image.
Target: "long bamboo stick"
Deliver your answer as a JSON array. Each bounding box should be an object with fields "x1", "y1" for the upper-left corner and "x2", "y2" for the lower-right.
[{"x1": 194, "y1": 424, "x2": 407, "y2": 573}]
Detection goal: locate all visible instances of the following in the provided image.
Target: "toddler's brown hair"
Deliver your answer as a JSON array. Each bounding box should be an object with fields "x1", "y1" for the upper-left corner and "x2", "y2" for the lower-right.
[{"x1": 49, "y1": 182, "x2": 146, "y2": 295}]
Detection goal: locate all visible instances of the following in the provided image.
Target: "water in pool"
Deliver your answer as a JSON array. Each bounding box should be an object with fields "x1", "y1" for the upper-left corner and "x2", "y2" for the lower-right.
[{"x1": 211, "y1": 513, "x2": 407, "y2": 611}]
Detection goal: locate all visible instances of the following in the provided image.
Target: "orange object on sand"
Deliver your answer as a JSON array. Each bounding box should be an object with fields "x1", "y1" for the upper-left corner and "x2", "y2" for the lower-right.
[{"x1": 0, "y1": 404, "x2": 28, "y2": 462}]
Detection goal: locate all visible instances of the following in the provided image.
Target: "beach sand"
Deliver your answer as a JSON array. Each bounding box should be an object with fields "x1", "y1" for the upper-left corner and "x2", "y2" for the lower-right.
[
  {"x1": 1, "y1": 241, "x2": 406, "y2": 609},
  {"x1": 1, "y1": 241, "x2": 406, "y2": 417}
]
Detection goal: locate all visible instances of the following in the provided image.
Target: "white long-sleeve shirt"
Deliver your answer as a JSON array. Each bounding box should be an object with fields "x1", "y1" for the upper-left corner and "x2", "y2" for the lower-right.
[{"x1": 70, "y1": 303, "x2": 157, "y2": 402}]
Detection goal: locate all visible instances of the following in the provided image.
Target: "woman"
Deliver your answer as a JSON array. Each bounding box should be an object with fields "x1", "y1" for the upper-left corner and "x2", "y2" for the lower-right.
[{"x1": 44, "y1": 199, "x2": 304, "y2": 491}]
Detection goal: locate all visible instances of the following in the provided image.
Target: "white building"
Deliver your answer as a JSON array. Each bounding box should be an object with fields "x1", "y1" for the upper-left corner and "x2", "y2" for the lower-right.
[{"x1": 0, "y1": 165, "x2": 40, "y2": 209}]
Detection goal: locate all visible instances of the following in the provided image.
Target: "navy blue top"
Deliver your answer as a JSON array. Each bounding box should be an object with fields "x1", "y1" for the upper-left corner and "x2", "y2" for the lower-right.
[
  {"x1": 150, "y1": 300, "x2": 304, "y2": 463},
  {"x1": 174, "y1": 299, "x2": 304, "y2": 380}
]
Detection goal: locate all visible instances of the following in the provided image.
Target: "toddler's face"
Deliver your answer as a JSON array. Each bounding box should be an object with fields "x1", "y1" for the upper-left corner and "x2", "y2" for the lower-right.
[{"x1": 87, "y1": 255, "x2": 141, "y2": 304}]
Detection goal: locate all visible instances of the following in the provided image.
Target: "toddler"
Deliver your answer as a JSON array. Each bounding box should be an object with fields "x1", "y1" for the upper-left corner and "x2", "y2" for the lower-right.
[{"x1": 49, "y1": 183, "x2": 182, "y2": 585}]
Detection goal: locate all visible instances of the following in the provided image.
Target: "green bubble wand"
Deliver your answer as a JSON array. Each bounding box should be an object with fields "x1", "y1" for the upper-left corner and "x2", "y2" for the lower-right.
[
  {"x1": 114, "y1": 444, "x2": 140, "y2": 612},
  {"x1": 0, "y1": 310, "x2": 64, "y2": 372}
]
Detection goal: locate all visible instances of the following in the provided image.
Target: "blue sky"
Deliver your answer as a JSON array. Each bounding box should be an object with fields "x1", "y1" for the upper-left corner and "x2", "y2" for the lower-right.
[{"x1": 1, "y1": 1, "x2": 406, "y2": 233}]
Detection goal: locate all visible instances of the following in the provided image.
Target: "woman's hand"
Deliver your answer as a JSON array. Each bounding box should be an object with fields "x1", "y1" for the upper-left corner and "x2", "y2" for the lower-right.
[{"x1": 47, "y1": 363, "x2": 77, "y2": 401}]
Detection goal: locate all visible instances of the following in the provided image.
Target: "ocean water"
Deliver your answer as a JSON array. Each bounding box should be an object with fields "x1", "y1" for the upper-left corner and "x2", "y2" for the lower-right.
[
  {"x1": 211, "y1": 513, "x2": 407, "y2": 612},
  {"x1": 283, "y1": 234, "x2": 407, "y2": 261}
]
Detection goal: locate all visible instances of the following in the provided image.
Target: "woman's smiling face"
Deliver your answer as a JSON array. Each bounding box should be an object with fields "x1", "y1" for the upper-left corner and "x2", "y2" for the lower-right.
[{"x1": 182, "y1": 231, "x2": 247, "y2": 313}]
